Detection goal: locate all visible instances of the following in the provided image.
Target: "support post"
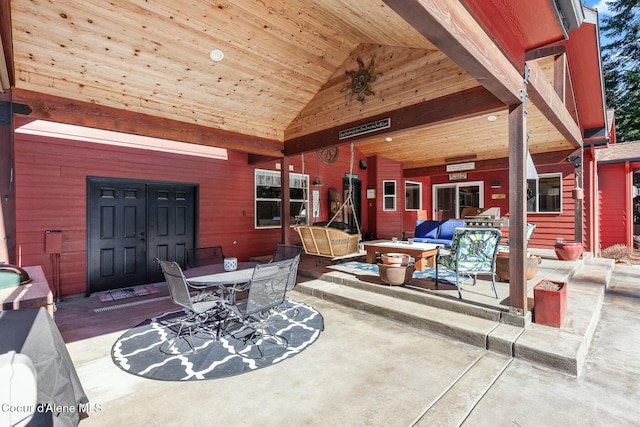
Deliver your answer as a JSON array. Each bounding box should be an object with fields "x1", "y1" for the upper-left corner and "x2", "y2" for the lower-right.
[
  {"x1": 0, "y1": 97, "x2": 15, "y2": 263},
  {"x1": 508, "y1": 102, "x2": 528, "y2": 314},
  {"x1": 280, "y1": 157, "x2": 291, "y2": 245}
]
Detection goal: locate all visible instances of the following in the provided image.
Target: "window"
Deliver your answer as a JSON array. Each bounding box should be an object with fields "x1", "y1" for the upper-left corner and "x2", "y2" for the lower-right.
[
  {"x1": 527, "y1": 173, "x2": 562, "y2": 213},
  {"x1": 405, "y1": 181, "x2": 422, "y2": 211},
  {"x1": 255, "y1": 169, "x2": 309, "y2": 228},
  {"x1": 383, "y1": 180, "x2": 396, "y2": 211}
]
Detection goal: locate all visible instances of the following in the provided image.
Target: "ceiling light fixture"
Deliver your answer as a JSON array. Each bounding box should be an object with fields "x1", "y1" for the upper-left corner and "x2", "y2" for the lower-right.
[
  {"x1": 487, "y1": 115, "x2": 497, "y2": 122},
  {"x1": 385, "y1": 137, "x2": 393, "y2": 142},
  {"x1": 209, "y1": 49, "x2": 224, "y2": 62}
]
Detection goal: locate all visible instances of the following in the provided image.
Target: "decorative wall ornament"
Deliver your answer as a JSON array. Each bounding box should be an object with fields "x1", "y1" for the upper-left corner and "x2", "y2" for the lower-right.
[
  {"x1": 341, "y1": 57, "x2": 382, "y2": 105},
  {"x1": 317, "y1": 147, "x2": 339, "y2": 164}
]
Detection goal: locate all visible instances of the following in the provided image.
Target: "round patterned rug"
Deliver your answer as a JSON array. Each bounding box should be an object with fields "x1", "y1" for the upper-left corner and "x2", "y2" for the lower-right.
[{"x1": 111, "y1": 300, "x2": 324, "y2": 381}]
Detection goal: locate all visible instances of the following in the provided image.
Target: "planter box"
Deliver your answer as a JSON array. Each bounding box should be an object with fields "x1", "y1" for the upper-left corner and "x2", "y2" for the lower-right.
[{"x1": 533, "y1": 280, "x2": 567, "y2": 327}]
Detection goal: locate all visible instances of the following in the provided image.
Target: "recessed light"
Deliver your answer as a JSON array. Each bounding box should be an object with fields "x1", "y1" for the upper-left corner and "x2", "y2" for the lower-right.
[
  {"x1": 209, "y1": 49, "x2": 224, "y2": 62},
  {"x1": 487, "y1": 115, "x2": 497, "y2": 122},
  {"x1": 385, "y1": 137, "x2": 393, "y2": 142}
]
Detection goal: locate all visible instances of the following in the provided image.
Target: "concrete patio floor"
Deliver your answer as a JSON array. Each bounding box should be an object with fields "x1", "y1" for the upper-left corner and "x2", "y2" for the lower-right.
[{"x1": 54, "y1": 259, "x2": 640, "y2": 426}]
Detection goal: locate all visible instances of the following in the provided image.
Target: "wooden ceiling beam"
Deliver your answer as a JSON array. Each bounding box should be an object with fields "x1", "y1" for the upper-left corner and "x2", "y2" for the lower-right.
[
  {"x1": 526, "y1": 60, "x2": 582, "y2": 147},
  {"x1": 403, "y1": 148, "x2": 576, "y2": 178},
  {"x1": 284, "y1": 86, "x2": 503, "y2": 156},
  {"x1": 0, "y1": 0, "x2": 13, "y2": 90},
  {"x1": 10, "y1": 89, "x2": 284, "y2": 157},
  {"x1": 404, "y1": 157, "x2": 509, "y2": 178},
  {"x1": 383, "y1": 0, "x2": 523, "y2": 106}
]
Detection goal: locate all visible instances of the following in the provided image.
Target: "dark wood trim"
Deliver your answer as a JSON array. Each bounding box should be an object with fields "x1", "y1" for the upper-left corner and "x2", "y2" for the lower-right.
[
  {"x1": 0, "y1": 93, "x2": 15, "y2": 263},
  {"x1": 280, "y1": 157, "x2": 291, "y2": 245},
  {"x1": 0, "y1": 0, "x2": 13, "y2": 88},
  {"x1": 404, "y1": 157, "x2": 509, "y2": 178},
  {"x1": 10, "y1": 88, "x2": 285, "y2": 158},
  {"x1": 383, "y1": 0, "x2": 522, "y2": 105},
  {"x1": 526, "y1": 61, "x2": 582, "y2": 147},
  {"x1": 525, "y1": 44, "x2": 566, "y2": 61},
  {"x1": 285, "y1": 86, "x2": 503, "y2": 156},
  {"x1": 248, "y1": 153, "x2": 281, "y2": 165},
  {"x1": 508, "y1": 103, "x2": 528, "y2": 314},
  {"x1": 403, "y1": 149, "x2": 577, "y2": 178},
  {"x1": 554, "y1": 53, "x2": 567, "y2": 103}
]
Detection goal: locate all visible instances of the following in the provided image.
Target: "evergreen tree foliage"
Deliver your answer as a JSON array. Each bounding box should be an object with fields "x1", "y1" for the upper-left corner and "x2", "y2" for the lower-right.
[{"x1": 600, "y1": 0, "x2": 640, "y2": 142}]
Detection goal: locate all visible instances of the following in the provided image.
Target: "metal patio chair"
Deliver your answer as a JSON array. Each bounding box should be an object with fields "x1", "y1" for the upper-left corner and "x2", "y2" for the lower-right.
[
  {"x1": 220, "y1": 257, "x2": 299, "y2": 359},
  {"x1": 435, "y1": 228, "x2": 502, "y2": 299},
  {"x1": 155, "y1": 258, "x2": 224, "y2": 354},
  {"x1": 184, "y1": 246, "x2": 225, "y2": 269}
]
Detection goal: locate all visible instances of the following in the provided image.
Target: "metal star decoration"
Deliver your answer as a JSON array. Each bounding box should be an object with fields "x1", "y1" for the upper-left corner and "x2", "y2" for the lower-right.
[{"x1": 341, "y1": 57, "x2": 382, "y2": 105}]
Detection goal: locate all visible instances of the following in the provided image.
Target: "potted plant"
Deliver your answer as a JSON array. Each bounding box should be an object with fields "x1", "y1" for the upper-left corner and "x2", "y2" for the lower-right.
[
  {"x1": 554, "y1": 239, "x2": 583, "y2": 261},
  {"x1": 378, "y1": 263, "x2": 415, "y2": 286},
  {"x1": 380, "y1": 253, "x2": 411, "y2": 266},
  {"x1": 533, "y1": 279, "x2": 567, "y2": 327}
]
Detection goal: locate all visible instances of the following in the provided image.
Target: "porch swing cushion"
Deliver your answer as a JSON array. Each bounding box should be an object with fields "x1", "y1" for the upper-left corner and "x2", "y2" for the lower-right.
[{"x1": 294, "y1": 226, "x2": 360, "y2": 258}]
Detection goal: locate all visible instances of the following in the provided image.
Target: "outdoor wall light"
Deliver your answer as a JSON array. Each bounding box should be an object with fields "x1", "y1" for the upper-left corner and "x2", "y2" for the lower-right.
[{"x1": 491, "y1": 180, "x2": 502, "y2": 189}]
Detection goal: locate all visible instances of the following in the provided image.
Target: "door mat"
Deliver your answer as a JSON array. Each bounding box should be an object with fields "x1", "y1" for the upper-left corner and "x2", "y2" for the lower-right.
[{"x1": 97, "y1": 285, "x2": 160, "y2": 302}]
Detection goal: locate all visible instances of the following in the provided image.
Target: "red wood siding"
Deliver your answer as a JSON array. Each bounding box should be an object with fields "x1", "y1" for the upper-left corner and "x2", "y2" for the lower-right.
[
  {"x1": 500, "y1": 163, "x2": 579, "y2": 249},
  {"x1": 426, "y1": 163, "x2": 580, "y2": 250},
  {"x1": 14, "y1": 132, "x2": 366, "y2": 296},
  {"x1": 598, "y1": 164, "x2": 629, "y2": 249},
  {"x1": 371, "y1": 156, "x2": 404, "y2": 239}
]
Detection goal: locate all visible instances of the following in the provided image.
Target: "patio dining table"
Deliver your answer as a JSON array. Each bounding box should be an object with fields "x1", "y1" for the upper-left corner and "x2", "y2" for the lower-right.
[{"x1": 183, "y1": 262, "x2": 258, "y2": 286}]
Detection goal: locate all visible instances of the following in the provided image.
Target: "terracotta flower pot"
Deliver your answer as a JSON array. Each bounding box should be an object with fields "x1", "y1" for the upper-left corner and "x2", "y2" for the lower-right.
[
  {"x1": 554, "y1": 241, "x2": 582, "y2": 261},
  {"x1": 380, "y1": 253, "x2": 411, "y2": 266},
  {"x1": 378, "y1": 263, "x2": 415, "y2": 286},
  {"x1": 533, "y1": 279, "x2": 567, "y2": 327}
]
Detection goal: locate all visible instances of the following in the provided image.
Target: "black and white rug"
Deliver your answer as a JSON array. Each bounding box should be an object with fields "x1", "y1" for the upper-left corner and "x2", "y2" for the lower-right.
[{"x1": 112, "y1": 299, "x2": 324, "y2": 381}]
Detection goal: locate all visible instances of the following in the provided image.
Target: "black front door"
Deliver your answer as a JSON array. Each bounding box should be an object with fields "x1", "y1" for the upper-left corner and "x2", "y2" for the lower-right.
[
  {"x1": 146, "y1": 183, "x2": 196, "y2": 283},
  {"x1": 87, "y1": 178, "x2": 196, "y2": 293},
  {"x1": 343, "y1": 176, "x2": 362, "y2": 232}
]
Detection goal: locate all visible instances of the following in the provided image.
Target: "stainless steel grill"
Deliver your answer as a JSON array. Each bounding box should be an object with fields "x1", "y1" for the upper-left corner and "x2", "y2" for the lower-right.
[{"x1": 462, "y1": 207, "x2": 508, "y2": 228}]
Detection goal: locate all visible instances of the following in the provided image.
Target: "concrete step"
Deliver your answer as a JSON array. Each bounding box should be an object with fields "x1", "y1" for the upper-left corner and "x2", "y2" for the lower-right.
[
  {"x1": 515, "y1": 256, "x2": 612, "y2": 376},
  {"x1": 414, "y1": 352, "x2": 513, "y2": 426},
  {"x1": 296, "y1": 278, "x2": 522, "y2": 356},
  {"x1": 308, "y1": 268, "x2": 528, "y2": 325},
  {"x1": 294, "y1": 253, "x2": 613, "y2": 376}
]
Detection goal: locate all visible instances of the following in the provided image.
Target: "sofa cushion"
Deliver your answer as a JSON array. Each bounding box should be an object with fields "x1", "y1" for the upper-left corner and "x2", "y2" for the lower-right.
[
  {"x1": 437, "y1": 220, "x2": 465, "y2": 241},
  {"x1": 414, "y1": 220, "x2": 440, "y2": 239}
]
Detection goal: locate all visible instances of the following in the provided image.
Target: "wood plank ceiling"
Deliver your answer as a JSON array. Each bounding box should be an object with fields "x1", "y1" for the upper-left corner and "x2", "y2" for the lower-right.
[{"x1": 6, "y1": 0, "x2": 577, "y2": 170}]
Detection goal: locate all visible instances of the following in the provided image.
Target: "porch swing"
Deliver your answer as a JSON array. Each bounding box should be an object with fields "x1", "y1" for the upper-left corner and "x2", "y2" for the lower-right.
[{"x1": 294, "y1": 143, "x2": 361, "y2": 258}]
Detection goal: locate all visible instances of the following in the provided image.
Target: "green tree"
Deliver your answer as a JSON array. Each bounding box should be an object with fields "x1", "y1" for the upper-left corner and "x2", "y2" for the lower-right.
[{"x1": 600, "y1": 0, "x2": 640, "y2": 142}]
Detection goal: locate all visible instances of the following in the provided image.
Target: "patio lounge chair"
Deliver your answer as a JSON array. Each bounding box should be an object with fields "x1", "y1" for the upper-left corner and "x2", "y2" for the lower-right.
[
  {"x1": 435, "y1": 228, "x2": 502, "y2": 299},
  {"x1": 155, "y1": 258, "x2": 223, "y2": 354}
]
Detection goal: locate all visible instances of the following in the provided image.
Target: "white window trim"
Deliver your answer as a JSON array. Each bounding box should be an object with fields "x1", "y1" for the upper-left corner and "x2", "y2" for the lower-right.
[
  {"x1": 527, "y1": 172, "x2": 563, "y2": 214},
  {"x1": 405, "y1": 180, "x2": 422, "y2": 211},
  {"x1": 432, "y1": 181, "x2": 485, "y2": 218},
  {"x1": 383, "y1": 180, "x2": 397, "y2": 211},
  {"x1": 255, "y1": 169, "x2": 309, "y2": 229}
]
